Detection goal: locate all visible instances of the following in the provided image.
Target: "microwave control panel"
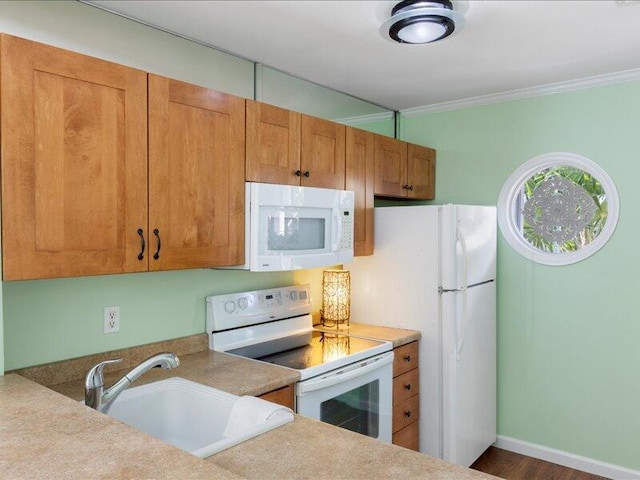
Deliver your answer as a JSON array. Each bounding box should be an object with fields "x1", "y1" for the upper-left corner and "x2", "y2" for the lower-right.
[{"x1": 340, "y1": 210, "x2": 353, "y2": 250}]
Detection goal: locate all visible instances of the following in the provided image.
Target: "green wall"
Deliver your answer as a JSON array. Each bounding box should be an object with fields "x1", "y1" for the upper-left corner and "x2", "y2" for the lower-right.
[
  {"x1": 4, "y1": 270, "x2": 293, "y2": 369},
  {"x1": 401, "y1": 82, "x2": 640, "y2": 470}
]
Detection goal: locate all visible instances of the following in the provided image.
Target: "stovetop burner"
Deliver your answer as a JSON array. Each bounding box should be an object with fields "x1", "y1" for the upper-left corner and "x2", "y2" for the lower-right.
[{"x1": 256, "y1": 330, "x2": 384, "y2": 370}]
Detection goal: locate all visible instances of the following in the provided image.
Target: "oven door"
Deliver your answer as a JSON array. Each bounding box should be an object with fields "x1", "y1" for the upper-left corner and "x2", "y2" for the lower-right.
[{"x1": 296, "y1": 351, "x2": 394, "y2": 443}]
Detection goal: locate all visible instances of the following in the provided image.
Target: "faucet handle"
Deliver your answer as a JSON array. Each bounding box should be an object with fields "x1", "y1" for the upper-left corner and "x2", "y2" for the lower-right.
[{"x1": 85, "y1": 358, "x2": 123, "y2": 389}]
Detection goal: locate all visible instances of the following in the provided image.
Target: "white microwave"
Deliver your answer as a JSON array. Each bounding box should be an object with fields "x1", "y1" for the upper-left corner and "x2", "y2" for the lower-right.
[{"x1": 235, "y1": 182, "x2": 354, "y2": 271}]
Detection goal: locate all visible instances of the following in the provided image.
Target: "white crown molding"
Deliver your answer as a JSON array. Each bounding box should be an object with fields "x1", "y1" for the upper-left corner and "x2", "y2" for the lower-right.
[
  {"x1": 401, "y1": 68, "x2": 640, "y2": 117},
  {"x1": 495, "y1": 435, "x2": 640, "y2": 480},
  {"x1": 334, "y1": 111, "x2": 395, "y2": 125}
]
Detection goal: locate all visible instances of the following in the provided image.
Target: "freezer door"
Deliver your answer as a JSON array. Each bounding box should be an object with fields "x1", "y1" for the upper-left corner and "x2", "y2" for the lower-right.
[
  {"x1": 441, "y1": 205, "x2": 496, "y2": 290},
  {"x1": 441, "y1": 281, "x2": 496, "y2": 467}
]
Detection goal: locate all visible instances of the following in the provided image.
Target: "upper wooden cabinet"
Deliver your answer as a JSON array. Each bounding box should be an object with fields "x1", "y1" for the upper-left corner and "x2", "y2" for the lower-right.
[
  {"x1": 0, "y1": 35, "x2": 245, "y2": 280},
  {"x1": 246, "y1": 101, "x2": 345, "y2": 189},
  {"x1": 374, "y1": 136, "x2": 408, "y2": 198},
  {"x1": 148, "y1": 75, "x2": 245, "y2": 271},
  {"x1": 374, "y1": 136, "x2": 436, "y2": 200},
  {"x1": 246, "y1": 100, "x2": 301, "y2": 186},
  {"x1": 300, "y1": 114, "x2": 346, "y2": 190},
  {"x1": 1, "y1": 34, "x2": 148, "y2": 280},
  {"x1": 407, "y1": 143, "x2": 436, "y2": 200},
  {"x1": 346, "y1": 127, "x2": 374, "y2": 257}
]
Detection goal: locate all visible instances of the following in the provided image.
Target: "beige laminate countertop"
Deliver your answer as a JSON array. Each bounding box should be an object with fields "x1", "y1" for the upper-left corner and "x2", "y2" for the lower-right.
[
  {"x1": 209, "y1": 414, "x2": 494, "y2": 480},
  {"x1": 49, "y1": 349, "x2": 300, "y2": 401},
  {"x1": 2, "y1": 329, "x2": 495, "y2": 480}
]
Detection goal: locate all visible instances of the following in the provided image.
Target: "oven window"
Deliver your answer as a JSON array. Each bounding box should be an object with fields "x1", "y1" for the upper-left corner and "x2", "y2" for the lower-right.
[
  {"x1": 268, "y1": 216, "x2": 325, "y2": 251},
  {"x1": 320, "y1": 380, "x2": 379, "y2": 438}
]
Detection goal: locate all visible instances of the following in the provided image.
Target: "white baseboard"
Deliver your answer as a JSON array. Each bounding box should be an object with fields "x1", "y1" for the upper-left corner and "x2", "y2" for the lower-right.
[{"x1": 494, "y1": 435, "x2": 640, "y2": 480}]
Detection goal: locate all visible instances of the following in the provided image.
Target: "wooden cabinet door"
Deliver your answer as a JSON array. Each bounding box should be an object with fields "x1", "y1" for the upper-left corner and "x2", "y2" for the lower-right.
[
  {"x1": 148, "y1": 75, "x2": 245, "y2": 270},
  {"x1": 258, "y1": 385, "x2": 295, "y2": 410},
  {"x1": 346, "y1": 127, "x2": 374, "y2": 257},
  {"x1": 0, "y1": 35, "x2": 148, "y2": 280},
  {"x1": 300, "y1": 115, "x2": 345, "y2": 189},
  {"x1": 407, "y1": 144, "x2": 436, "y2": 200},
  {"x1": 246, "y1": 100, "x2": 301, "y2": 185},
  {"x1": 374, "y1": 135, "x2": 408, "y2": 198}
]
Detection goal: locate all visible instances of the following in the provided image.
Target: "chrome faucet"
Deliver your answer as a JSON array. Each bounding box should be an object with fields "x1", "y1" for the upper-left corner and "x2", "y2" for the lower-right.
[{"x1": 85, "y1": 352, "x2": 180, "y2": 414}]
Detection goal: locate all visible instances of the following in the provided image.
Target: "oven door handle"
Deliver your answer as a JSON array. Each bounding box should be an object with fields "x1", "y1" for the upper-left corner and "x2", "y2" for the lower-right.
[{"x1": 297, "y1": 352, "x2": 394, "y2": 395}]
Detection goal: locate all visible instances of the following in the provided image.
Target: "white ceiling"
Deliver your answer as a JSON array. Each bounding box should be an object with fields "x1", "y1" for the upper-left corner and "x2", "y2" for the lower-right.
[{"x1": 86, "y1": 0, "x2": 640, "y2": 112}]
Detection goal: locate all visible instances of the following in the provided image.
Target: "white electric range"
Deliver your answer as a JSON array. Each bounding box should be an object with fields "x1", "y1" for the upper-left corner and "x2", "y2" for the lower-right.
[{"x1": 206, "y1": 284, "x2": 394, "y2": 443}]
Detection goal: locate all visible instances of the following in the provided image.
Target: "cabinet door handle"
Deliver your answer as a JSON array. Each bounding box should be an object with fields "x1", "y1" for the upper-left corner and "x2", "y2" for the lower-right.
[
  {"x1": 303, "y1": 171, "x2": 310, "y2": 177},
  {"x1": 404, "y1": 411, "x2": 412, "y2": 418},
  {"x1": 404, "y1": 384, "x2": 412, "y2": 391},
  {"x1": 137, "y1": 228, "x2": 145, "y2": 261},
  {"x1": 407, "y1": 185, "x2": 414, "y2": 191},
  {"x1": 402, "y1": 184, "x2": 409, "y2": 190},
  {"x1": 153, "y1": 228, "x2": 161, "y2": 260},
  {"x1": 295, "y1": 170, "x2": 302, "y2": 177},
  {"x1": 404, "y1": 355, "x2": 411, "y2": 362}
]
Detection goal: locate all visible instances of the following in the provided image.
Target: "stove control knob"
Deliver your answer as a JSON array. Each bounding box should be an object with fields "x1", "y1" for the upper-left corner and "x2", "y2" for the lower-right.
[
  {"x1": 224, "y1": 300, "x2": 236, "y2": 314},
  {"x1": 237, "y1": 296, "x2": 249, "y2": 310}
]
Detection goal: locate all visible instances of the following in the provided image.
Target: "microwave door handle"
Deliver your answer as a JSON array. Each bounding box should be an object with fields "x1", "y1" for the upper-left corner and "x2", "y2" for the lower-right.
[
  {"x1": 297, "y1": 352, "x2": 394, "y2": 395},
  {"x1": 332, "y1": 208, "x2": 342, "y2": 251}
]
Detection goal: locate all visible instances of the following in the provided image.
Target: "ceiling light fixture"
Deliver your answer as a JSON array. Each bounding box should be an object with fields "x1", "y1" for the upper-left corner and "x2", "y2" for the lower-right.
[{"x1": 382, "y1": 0, "x2": 464, "y2": 44}]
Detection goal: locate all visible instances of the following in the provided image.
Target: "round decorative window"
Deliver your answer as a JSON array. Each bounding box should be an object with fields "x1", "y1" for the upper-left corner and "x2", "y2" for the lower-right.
[{"x1": 497, "y1": 152, "x2": 619, "y2": 265}]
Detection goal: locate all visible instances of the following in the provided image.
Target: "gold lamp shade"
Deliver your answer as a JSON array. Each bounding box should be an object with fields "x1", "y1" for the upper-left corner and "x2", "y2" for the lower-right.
[{"x1": 322, "y1": 269, "x2": 351, "y2": 327}]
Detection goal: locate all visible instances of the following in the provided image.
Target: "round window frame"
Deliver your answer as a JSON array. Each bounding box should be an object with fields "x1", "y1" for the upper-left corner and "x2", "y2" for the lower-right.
[{"x1": 497, "y1": 152, "x2": 619, "y2": 266}]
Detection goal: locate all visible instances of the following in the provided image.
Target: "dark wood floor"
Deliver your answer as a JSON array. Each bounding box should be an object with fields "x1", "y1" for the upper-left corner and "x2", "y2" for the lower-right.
[{"x1": 470, "y1": 447, "x2": 609, "y2": 480}]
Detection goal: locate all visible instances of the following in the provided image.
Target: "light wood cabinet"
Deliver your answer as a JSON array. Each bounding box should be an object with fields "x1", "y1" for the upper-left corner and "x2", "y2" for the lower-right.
[
  {"x1": 375, "y1": 136, "x2": 435, "y2": 200},
  {"x1": 246, "y1": 100, "x2": 301, "y2": 186},
  {"x1": 407, "y1": 143, "x2": 436, "y2": 200},
  {"x1": 258, "y1": 385, "x2": 295, "y2": 410},
  {"x1": 1, "y1": 35, "x2": 245, "y2": 280},
  {"x1": 0, "y1": 34, "x2": 436, "y2": 280},
  {"x1": 148, "y1": 75, "x2": 245, "y2": 271},
  {"x1": 246, "y1": 102, "x2": 345, "y2": 189},
  {"x1": 1, "y1": 34, "x2": 148, "y2": 280},
  {"x1": 300, "y1": 114, "x2": 346, "y2": 189},
  {"x1": 392, "y1": 341, "x2": 420, "y2": 451},
  {"x1": 345, "y1": 127, "x2": 374, "y2": 256}
]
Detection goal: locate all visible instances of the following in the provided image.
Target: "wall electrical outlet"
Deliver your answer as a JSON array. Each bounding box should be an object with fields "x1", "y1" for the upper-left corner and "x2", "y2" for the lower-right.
[{"x1": 104, "y1": 306, "x2": 120, "y2": 334}]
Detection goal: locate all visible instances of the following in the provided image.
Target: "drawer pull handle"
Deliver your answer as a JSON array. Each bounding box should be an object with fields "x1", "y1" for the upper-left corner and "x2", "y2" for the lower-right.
[
  {"x1": 404, "y1": 355, "x2": 411, "y2": 362},
  {"x1": 404, "y1": 384, "x2": 412, "y2": 391},
  {"x1": 404, "y1": 411, "x2": 412, "y2": 418}
]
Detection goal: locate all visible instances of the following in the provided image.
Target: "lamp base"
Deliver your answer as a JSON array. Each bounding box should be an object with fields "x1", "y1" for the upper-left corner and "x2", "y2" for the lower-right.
[{"x1": 321, "y1": 315, "x2": 350, "y2": 329}]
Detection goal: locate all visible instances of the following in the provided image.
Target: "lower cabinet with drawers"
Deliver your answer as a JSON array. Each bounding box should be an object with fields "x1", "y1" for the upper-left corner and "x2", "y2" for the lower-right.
[{"x1": 391, "y1": 341, "x2": 420, "y2": 451}]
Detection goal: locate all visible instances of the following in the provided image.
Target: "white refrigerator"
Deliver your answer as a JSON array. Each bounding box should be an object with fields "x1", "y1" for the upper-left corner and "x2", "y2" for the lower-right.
[{"x1": 348, "y1": 204, "x2": 496, "y2": 467}]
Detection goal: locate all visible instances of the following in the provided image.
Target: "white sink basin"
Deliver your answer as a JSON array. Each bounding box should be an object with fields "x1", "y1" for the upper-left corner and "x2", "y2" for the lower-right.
[{"x1": 104, "y1": 377, "x2": 294, "y2": 458}]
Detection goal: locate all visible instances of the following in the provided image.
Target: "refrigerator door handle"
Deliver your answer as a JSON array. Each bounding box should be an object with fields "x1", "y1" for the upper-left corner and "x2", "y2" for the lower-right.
[
  {"x1": 456, "y1": 225, "x2": 468, "y2": 293},
  {"x1": 455, "y1": 225, "x2": 469, "y2": 359}
]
